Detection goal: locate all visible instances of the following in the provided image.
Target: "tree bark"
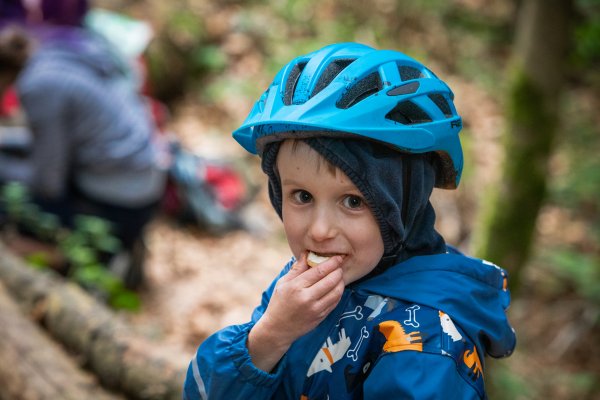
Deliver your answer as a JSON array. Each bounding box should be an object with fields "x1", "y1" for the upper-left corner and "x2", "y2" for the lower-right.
[
  {"x1": 0, "y1": 242, "x2": 188, "y2": 400},
  {"x1": 473, "y1": 0, "x2": 573, "y2": 292},
  {"x1": 0, "y1": 281, "x2": 123, "y2": 400}
]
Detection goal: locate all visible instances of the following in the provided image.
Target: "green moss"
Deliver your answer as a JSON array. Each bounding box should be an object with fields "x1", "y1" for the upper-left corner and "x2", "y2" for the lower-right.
[{"x1": 475, "y1": 66, "x2": 561, "y2": 291}]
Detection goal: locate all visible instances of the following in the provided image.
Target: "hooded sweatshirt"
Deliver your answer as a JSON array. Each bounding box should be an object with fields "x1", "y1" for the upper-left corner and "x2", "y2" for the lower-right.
[
  {"x1": 0, "y1": 26, "x2": 164, "y2": 206},
  {"x1": 184, "y1": 137, "x2": 516, "y2": 399}
]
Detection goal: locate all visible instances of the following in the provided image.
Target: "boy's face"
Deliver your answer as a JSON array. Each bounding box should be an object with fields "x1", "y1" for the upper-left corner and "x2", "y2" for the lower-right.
[{"x1": 276, "y1": 140, "x2": 384, "y2": 285}]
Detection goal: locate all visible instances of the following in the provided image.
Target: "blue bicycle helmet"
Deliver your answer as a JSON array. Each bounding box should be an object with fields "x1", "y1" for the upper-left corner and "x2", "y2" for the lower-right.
[{"x1": 233, "y1": 42, "x2": 463, "y2": 189}]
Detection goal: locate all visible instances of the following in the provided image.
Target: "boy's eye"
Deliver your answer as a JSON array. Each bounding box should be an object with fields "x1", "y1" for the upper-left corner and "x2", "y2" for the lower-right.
[
  {"x1": 343, "y1": 195, "x2": 364, "y2": 209},
  {"x1": 292, "y1": 190, "x2": 312, "y2": 204}
]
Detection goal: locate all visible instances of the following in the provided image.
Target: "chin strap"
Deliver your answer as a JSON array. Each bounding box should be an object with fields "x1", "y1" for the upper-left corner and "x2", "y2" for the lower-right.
[
  {"x1": 377, "y1": 243, "x2": 404, "y2": 271},
  {"x1": 379, "y1": 253, "x2": 400, "y2": 270},
  {"x1": 376, "y1": 253, "x2": 398, "y2": 276}
]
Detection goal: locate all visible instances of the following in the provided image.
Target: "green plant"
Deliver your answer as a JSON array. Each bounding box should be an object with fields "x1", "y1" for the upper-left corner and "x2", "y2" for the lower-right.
[
  {"x1": 62, "y1": 215, "x2": 141, "y2": 311},
  {"x1": 1, "y1": 181, "x2": 31, "y2": 224},
  {"x1": 0, "y1": 182, "x2": 141, "y2": 311}
]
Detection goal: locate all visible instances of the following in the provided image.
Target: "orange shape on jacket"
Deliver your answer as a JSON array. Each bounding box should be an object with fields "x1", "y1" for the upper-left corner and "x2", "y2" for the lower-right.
[
  {"x1": 463, "y1": 347, "x2": 484, "y2": 379},
  {"x1": 378, "y1": 320, "x2": 423, "y2": 352}
]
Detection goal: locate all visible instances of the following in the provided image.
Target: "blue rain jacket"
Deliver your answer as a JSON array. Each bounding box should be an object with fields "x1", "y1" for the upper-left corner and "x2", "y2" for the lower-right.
[{"x1": 184, "y1": 248, "x2": 516, "y2": 399}]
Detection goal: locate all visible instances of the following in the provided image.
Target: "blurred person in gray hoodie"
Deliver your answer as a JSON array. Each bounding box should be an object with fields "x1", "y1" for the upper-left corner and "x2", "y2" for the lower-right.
[{"x1": 0, "y1": 1, "x2": 166, "y2": 261}]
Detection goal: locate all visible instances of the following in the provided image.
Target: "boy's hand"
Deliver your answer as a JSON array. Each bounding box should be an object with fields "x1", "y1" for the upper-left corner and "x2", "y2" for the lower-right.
[
  {"x1": 266, "y1": 253, "x2": 345, "y2": 340},
  {"x1": 247, "y1": 254, "x2": 345, "y2": 372}
]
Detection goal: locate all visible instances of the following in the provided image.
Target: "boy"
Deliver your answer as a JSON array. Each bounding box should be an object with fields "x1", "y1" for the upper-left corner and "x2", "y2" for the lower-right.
[{"x1": 184, "y1": 42, "x2": 516, "y2": 399}]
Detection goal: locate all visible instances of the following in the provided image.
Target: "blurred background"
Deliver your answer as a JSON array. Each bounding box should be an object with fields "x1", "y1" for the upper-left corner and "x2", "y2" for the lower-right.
[{"x1": 1, "y1": 0, "x2": 599, "y2": 399}]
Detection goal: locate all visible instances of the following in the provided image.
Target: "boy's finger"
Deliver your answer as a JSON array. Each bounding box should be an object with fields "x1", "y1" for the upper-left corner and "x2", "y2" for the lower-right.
[
  {"x1": 301, "y1": 255, "x2": 343, "y2": 286},
  {"x1": 315, "y1": 278, "x2": 345, "y2": 308},
  {"x1": 310, "y1": 266, "x2": 344, "y2": 298}
]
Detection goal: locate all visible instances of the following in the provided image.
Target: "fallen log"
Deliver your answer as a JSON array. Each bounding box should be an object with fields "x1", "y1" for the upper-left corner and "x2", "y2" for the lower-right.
[
  {"x1": 0, "y1": 242, "x2": 188, "y2": 400},
  {"x1": 0, "y1": 281, "x2": 123, "y2": 400}
]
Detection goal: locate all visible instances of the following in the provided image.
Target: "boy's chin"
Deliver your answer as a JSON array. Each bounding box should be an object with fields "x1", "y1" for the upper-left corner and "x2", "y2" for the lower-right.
[{"x1": 343, "y1": 264, "x2": 379, "y2": 284}]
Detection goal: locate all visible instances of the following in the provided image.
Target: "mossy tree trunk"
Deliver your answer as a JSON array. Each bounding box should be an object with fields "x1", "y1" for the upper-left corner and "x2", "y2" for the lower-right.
[{"x1": 473, "y1": 0, "x2": 573, "y2": 293}]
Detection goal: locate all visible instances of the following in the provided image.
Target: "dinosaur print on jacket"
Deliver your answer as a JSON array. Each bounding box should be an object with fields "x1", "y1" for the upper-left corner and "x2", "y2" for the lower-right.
[
  {"x1": 307, "y1": 328, "x2": 352, "y2": 377},
  {"x1": 463, "y1": 347, "x2": 484, "y2": 380},
  {"x1": 378, "y1": 320, "x2": 423, "y2": 352}
]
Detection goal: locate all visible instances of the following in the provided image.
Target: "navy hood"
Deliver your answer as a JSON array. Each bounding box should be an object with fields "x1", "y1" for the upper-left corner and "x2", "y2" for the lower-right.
[
  {"x1": 356, "y1": 248, "x2": 517, "y2": 359},
  {"x1": 261, "y1": 137, "x2": 447, "y2": 270}
]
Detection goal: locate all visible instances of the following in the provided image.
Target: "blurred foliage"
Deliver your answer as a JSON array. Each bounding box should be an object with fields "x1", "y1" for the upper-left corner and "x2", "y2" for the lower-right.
[
  {"x1": 0, "y1": 182, "x2": 140, "y2": 311},
  {"x1": 98, "y1": 0, "x2": 600, "y2": 397},
  {"x1": 552, "y1": 92, "x2": 600, "y2": 197},
  {"x1": 488, "y1": 360, "x2": 533, "y2": 400},
  {"x1": 140, "y1": 0, "x2": 517, "y2": 107},
  {"x1": 544, "y1": 249, "x2": 600, "y2": 305},
  {"x1": 572, "y1": 0, "x2": 600, "y2": 83}
]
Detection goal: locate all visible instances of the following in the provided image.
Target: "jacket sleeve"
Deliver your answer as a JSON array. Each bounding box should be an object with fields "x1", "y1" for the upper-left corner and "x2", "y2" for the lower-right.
[
  {"x1": 362, "y1": 351, "x2": 483, "y2": 400},
  {"x1": 183, "y1": 260, "x2": 294, "y2": 400},
  {"x1": 17, "y1": 72, "x2": 72, "y2": 199}
]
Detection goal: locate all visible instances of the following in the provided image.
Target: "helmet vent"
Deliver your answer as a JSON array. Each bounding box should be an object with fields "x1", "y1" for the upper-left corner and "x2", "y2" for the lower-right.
[
  {"x1": 311, "y1": 58, "x2": 356, "y2": 98},
  {"x1": 336, "y1": 72, "x2": 383, "y2": 109},
  {"x1": 385, "y1": 100, "x2": 432, "y2": 125},
  {"x1": 399, "y1": 65, "x2": 425, "y2": 81},
  {"x1": 428, "y1": 93, "x2": 452, "y2": 118},
  {"x1": 284, "y1": 61, "x2": 307, "y2": 105},
  {"x1": 387, "y1": 81, "x2": 420, "y2": 96}
]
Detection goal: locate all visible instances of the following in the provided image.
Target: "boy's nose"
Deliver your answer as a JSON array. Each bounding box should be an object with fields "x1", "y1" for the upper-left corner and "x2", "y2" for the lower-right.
[{"x1": 307, "y1": 211, "x2": 337, "y2": 241}]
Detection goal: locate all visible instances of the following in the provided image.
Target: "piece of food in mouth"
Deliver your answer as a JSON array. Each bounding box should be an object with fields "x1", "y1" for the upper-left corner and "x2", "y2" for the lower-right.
[{"x1": 307, "y1": 251, "x2": 331, "y2": 268}]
